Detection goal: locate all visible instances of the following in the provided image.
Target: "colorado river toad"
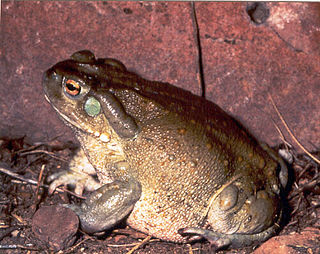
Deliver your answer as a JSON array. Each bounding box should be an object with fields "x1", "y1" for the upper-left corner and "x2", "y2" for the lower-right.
[{"x1": 43, "y1": 50, "x2": 287, "y2": 249}]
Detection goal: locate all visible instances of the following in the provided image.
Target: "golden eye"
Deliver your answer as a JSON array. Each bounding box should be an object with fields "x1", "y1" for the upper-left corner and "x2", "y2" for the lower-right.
[{"x1": 65, "y1": 80, "x2": 81, "y2": 96}]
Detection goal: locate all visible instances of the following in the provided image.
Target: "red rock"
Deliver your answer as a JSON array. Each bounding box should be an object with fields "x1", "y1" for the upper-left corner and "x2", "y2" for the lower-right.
[
  {"x1": 1, "y1": 1, "x2": 197, "y2": 144},
  {"x1": 196, "y1": 2, "x2": 320, "y2": 151},
  {"x1": 1, "y1": 2, "x2": 319, "y2": 152},
  {"x1": 32, "y1": 205, "x2": 79, "y2": 251},
  {"x1": 267, "y1": 3, "x2": 320, "y2": 56},
  {"x1": 253, "y1": 227, "x2": 320, "y2": 254}
]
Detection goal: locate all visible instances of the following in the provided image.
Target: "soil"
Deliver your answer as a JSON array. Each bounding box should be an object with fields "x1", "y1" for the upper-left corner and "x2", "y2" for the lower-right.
[{"x1": 0, "y1": 137, "x2": 319, "y2": 253}]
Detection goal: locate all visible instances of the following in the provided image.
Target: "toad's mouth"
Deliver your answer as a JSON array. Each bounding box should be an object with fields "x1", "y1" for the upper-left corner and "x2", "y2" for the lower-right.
[
  {"x1": 45, "y1": 95, "x2": 114, "y2": 144},
  {"x1": 45, "y1": 95, "x2": 84, "y2": 131}
]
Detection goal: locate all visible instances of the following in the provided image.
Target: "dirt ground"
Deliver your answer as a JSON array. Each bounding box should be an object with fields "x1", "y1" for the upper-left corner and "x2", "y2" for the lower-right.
[{"x1": 0, "y1": 137, "x2": 319, "y2": 253}]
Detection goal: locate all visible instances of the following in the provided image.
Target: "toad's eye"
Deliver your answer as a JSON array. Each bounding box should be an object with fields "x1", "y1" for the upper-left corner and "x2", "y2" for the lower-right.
[{"x1": 65, "y1": 80, "x2": 81, "y2": 96}]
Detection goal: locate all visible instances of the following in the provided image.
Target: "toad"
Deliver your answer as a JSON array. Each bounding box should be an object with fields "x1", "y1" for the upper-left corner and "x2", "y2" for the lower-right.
[{"x1": 43, "y1": 50, "x2": 287, "y2": 249}]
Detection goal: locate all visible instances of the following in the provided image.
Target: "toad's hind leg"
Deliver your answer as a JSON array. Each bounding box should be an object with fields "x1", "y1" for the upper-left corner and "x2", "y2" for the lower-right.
[
  {"x1": 178, "y1": 221, "x2": 280, "y2": 250},
  {"x1": 179, "y1": 180, "x2": 282, "y2": 250}
]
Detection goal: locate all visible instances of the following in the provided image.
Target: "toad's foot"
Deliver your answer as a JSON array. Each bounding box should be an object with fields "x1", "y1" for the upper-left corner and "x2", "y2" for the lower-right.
[
  {"x1": 48, "y1": 170, "x2": 101, "y2": 196},
  {"x1": 48, "y1": 148, "x2": 102, "y2": 195},
  {"x1": 178, "y1": 221, "x2": 280, "y2": 251},
  {"x1": 65, "y1": 178, "x2": 142, "y2": 234}
]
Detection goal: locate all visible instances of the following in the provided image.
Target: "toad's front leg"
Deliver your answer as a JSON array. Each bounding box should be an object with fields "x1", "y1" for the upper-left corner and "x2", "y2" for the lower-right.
[
  {"x1": 66, "y1": 177, "x2": 141, "y2": 233},
  {"x1": 48, "y1": 149, "x2": 102, "y2": 196}
]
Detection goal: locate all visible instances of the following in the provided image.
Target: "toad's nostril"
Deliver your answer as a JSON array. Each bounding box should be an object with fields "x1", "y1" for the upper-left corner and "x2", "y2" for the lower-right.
[{"x1": 43, "y1": 68, "x2": 58, "y2": 84}]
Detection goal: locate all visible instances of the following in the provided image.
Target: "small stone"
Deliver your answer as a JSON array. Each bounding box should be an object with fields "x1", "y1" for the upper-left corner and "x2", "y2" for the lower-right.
[{"x1": 32, "y1": 205, "x2": 79, "y2": 251}]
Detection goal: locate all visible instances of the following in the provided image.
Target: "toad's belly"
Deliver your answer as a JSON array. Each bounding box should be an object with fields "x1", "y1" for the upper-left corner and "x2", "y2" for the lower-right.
[{"x1": 126, "y1": 190, "x2": 206, "y2": 242}]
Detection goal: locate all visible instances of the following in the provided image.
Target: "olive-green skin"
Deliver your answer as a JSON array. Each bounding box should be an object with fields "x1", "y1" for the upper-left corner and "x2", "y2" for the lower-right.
[{"x1": 43, "y1": 50, "x2": 287, "y2": 249}]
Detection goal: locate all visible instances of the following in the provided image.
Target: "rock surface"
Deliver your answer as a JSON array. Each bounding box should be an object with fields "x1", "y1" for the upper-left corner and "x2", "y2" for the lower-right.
[
  {"x1": 197, "y1": 2, "x2": 320, "y2": 151},
  {"x1": 1, "y1": 2, "x2": 319, "y2": 151}
]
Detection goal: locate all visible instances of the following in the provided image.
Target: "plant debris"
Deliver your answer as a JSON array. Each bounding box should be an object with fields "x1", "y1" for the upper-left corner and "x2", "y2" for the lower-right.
[{"x1": 0, "y1": 137, "x2": 319, "y2": 253}]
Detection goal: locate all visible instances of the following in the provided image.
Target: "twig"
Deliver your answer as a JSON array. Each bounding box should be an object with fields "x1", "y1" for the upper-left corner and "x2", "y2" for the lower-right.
[
  {"x1": 291, "y1": 194, "x2": 303, "y2": 215},
  {"x1": 0, "y1": 226, "x2": 20, "y2": 241},
  {"x1": 64, "y1": 236, "x2": 90, "y2": 253},
  {"x1": 0, "y1": 163, "x2": 85, "y2": 199},
  {"x1": 269, "y1": 94, "x2": 320, "y2": 165},
  {"x1": 126, "y1": 235, "x2": 152, "y2": 254},
  {"x1": 0, "y1": 163, "x2": 39, "y2": 186},
  {"x1": 272, "y1": 121, "x2": 292, "y2": 150},
  {"x1": 106, "y1": 243, "x2": 142, "y2": 248},
  {"x1": 104, "y1": 239, "x2": 159, "y2": 248},
  {"x1": 19, "y1": 149, "x2": 68, "y2": 162},
  {"x1": 34, "y1": 164, "x2": 45, "y2": 202},
  {"x1": 17, "y1": 144, "x2": 43, "y2": 154},
  {"x1": 11, "y1": 213, "x2": 25, "y2": 225},
  {"x1": 0, "y1": 244, "x2": 37, "y2": 250},
  {"x1": 298, "y1": 163, "x2": 313, "y2": 179},
  {"x1": 191, "y1": 2, "x2": 205, "y2": 98}
]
